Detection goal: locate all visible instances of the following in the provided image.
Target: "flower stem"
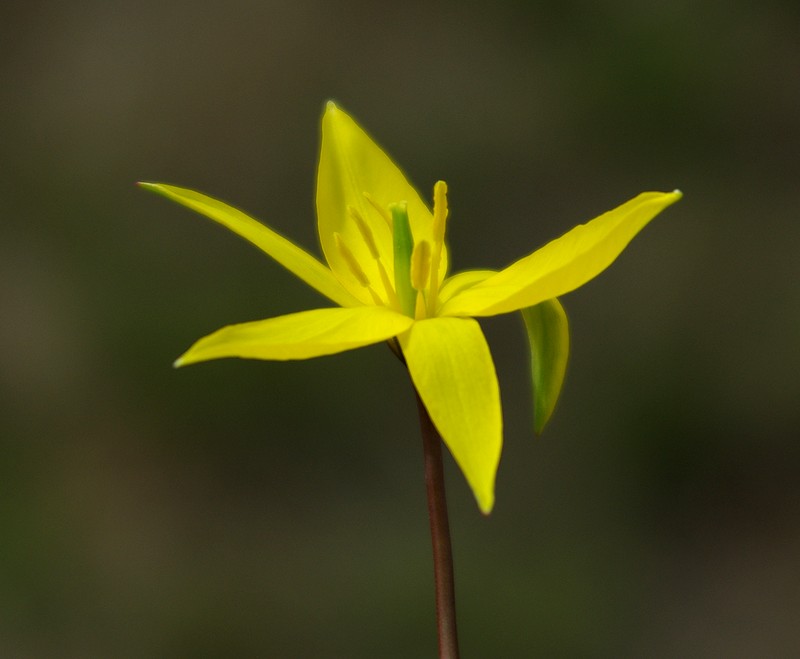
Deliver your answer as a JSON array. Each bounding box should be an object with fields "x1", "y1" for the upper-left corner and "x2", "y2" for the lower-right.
[{"x1": 415, "y1": 390, "x2": 460, "y2": 659}]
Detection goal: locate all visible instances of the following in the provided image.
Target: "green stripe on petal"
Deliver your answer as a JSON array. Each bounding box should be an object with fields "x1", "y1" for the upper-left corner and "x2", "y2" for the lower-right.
[
  {"x1": 521, "y1": 298, "x2": 569, "y2": 434},
  {"x1": 140, "y1": 183, "x2": 360, "y2": 308},
  {"x1": 175, "y1": 306, "x2": 414, "y2": 365},
  {"x1": 399, "y1": 317, "x2": 502, "y2": 514},
  {"x1": 440, "y1": 191, "x2": 682, "y2": 317}
]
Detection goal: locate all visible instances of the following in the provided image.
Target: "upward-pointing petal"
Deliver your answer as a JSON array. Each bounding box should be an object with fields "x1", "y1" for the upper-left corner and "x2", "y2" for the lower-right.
[
  {"x1": 317, "y1": 103, "x2": 447, "y2": 302},
  {"x1": 140, "y1": 182, "x2": 360, "y2": 308},
  {"x1": 440, "y1": 191, "x2": 682, "y2": 317}
]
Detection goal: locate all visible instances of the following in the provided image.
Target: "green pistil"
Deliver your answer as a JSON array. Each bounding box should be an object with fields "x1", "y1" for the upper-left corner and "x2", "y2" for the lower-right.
[{"x1": 390, "y1": 201, "x2": 415, "y2": 317}]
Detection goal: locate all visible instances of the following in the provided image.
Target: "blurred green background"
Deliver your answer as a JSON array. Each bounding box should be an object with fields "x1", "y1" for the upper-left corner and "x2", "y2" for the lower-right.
[{"x1": 2, "y1": 1, "x2": 799, "y2": 656}]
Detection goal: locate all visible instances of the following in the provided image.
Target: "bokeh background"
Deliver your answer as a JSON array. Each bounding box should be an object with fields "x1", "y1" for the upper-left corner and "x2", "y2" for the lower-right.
[{"x1": 2, "y1": 1, "x2": 799, "y2": 656}]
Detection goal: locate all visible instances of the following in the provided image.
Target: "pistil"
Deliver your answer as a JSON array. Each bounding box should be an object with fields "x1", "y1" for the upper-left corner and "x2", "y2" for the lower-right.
[{"x1": 390, "y1": 201, "x2": 416, "y2": 317}]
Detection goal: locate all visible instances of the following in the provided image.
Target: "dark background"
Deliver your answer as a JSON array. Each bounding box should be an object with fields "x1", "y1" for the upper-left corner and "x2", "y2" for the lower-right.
[{"x1": 2, "y1": 1, "x2": 799, "y2": 656}]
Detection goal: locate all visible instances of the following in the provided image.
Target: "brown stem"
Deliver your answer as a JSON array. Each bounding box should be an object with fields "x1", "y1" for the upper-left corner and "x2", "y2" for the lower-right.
[{"x1": 415, "y1": 390, "x2": 460, "y2": 659}]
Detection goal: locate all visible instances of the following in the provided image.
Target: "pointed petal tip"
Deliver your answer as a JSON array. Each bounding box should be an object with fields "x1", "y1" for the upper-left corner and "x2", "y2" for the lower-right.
[
  {"x1": 478, "y1": 492, "x2": 495, "y2": 516},
  {"x1": 322, "y1": 100, "x2": 343, "y2": 125},
  {"x1": 138, "y1": 181, "x2": 164, "y2": 195},
  {"x1": 172, "y1": 355, "x2": 186, "y2": 368}
]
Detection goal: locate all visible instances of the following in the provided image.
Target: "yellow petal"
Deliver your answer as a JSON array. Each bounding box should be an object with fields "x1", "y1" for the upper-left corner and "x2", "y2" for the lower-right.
[
  {"x1": 316, "y1": 103, "x2": 447, "y2": 303},
  {"x1": 175, "y1": 306, "x2": 414, "y2": 365},
  {"x1": 140, "y1": 182, "x2": 360, "y2": 308},
  {"x1": 521, "y1": 298, "x2": 569, "y2": 434},
  {"x1": 436, "y1": 270, "x2": 496, "y2": 310},
  {"x1": 440, "y1": 191, "x2": 682, "y2": 317},
  {"x1": 399, "y1": 317, "x2": 502, "y2": 514}
]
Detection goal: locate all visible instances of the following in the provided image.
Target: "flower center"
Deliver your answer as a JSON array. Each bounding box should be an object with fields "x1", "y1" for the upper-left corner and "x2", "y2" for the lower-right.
[{"x1": 335, "y1": 181, "x2": 449, "y2": 319}]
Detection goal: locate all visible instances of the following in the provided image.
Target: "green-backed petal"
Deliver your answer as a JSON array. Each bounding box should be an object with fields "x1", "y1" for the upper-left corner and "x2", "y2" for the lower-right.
[
  {"x1": 521, "y1": 298, "x2": 569, "y2": 434},
  {"x1": 140, "y1": 183, "x2": 360, "y2": 308},
  {"x1": 317, "y1": 103, "x2": 447, "y2": 302},
  {"x1": 175, "y1": 306, "x2": 413, "y2": 365},
  {"x1": 399, "y1": 317, "x2": 501, "y2": 514},
  {"x1": 440, "y1": 191, "x2": 682, "y2": 317}
]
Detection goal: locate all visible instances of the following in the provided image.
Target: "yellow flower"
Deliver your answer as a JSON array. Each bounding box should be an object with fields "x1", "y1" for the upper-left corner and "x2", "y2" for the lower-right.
[{"x1": 140, "y1": 102, "x2": 681, "y2": 514}]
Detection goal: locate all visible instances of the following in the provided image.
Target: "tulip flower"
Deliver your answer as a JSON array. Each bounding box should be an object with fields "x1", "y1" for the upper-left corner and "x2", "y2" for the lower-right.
[
  {"x1": 142, "y1": 102, "x2": 681, "y2": 657},
  {"x1": 141, "y1": 102, "x2": 680, "y2": 516}
]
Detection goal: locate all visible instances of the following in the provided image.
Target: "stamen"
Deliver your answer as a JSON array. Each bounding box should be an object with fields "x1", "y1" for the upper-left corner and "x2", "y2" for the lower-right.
[
  {"x1": 412, "y1": 245, "x2": 430, "y2": 318},
  {"x1": 376, "y1": 259, "x2": 401, "y2": 311},
  {"x1": 349, "y1": 204, "x2": 399, "y2": 309},
  {"x1": 390, "y1": 202, "x2": 416, "y2": 317},
  {"x1": 363, "y1": 192, "x2": 393, "y2": 229},
  {"x1": 427, "y1": 180, "x2": 448, "y2": 315},
  {"x1": 410, "y1": 240, "x2": 431, "y2": 291},
  {"x1": 334, "y1": 232, "x2": 370, "y2": 288},
  {"x1": 414, "y1": 290, "x2": 427, "y2": 320},
  {"x1": 432, "y1": 180, "x2": 448, "y2": 246},
  {"x1": 348, "y1": 206, "x2": 380, "y2": 259},
  {"x1": 367, "y1": 287, "x2": 385, "y2": 306}
]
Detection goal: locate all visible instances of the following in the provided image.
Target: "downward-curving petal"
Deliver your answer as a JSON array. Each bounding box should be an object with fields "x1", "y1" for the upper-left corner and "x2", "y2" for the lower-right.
[
  {"x1": 175, "y1": 306, "x2": 414, "y2": 366},
  {"x1": 140, "y1": 183, "x2": 360, "y2": 308},
  {"x1": 317, "y1": 103, "x2": 447, "y2": 303},
  {"x1": 400, "y1": 317, "x2": 502, "y2": 514},
  {"x1": 439, "y1": 191, "x2": 682, "y2": 317},
  {"x1": 521, "y1": 298, "x2": 569, "y2": 435}
]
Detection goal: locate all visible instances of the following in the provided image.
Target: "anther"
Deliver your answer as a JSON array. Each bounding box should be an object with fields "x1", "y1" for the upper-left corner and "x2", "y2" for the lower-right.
[
  {"x1": 410, "y1": 240, "x2": 431, "y2": 292},
  {"x1": 376, "y1": 260, "x2": 401, "y2": 311},
  {"x1": 427, "y1": 180, "x2": 449, "y2": 315},
  {"x1": 432, "y1": 180, "x2": 448, "y2": 245},
  {"x1": 348, "y1": 204, "x2": 399, "y2": 309},
  {"x1": 363, "y1": 192, "x2": 393, "y2": 230},
  {"x1": 348, "y1": 205, "x2": 381, "y2": 260},
  {"x1": 334, "y1": 232, "x2": 370, "y2": 288}
]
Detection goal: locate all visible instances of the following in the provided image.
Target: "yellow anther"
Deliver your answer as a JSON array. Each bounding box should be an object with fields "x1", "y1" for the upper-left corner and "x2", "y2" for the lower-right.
[
  {"x1": 432, "y1": 180, "x2": 448, "y2": 245},
  {"x1": 376, "y1": 259, "x2": 401, "y2": 311},
  {"x1": 348, "y1": 205, "x2": 381, "y2": 260},
  {"x1": 410, "y1": 240, "x2": 431, "y2": 292},
  {"x1": 427, "y1": 180, "x2": 449, "y2": 315},
  {"x1": 363, "y1": 191, "x2": 393, "y2": 229},
  {"x1": 348, "y1": 204, "x2": 399, "y2": 308},
  {"x1": 334, "y1": 232, "x2": 370, "y2": 288}
]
